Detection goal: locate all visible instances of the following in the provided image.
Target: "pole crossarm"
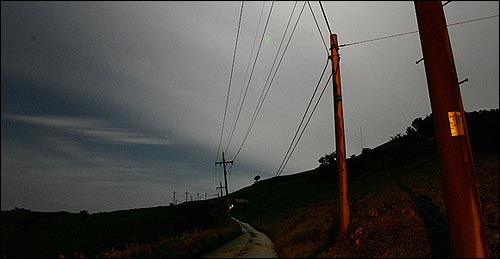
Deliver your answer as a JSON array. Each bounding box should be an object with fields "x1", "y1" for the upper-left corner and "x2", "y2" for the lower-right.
[{"x1": 215, "y1": 161, "x2": 233, "y2": 166}]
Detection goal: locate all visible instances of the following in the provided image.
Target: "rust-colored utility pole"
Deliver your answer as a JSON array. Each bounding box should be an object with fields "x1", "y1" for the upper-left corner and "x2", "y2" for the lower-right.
[
  {"x1": 329, "y1": 34, "x2": 350, "y2": 232},
  {"x1": 215, "y1": 152, "x2": 233, "y2": 225},
  {"x1": 414, "y1": 2, "x2": 489, "y2": 257}
]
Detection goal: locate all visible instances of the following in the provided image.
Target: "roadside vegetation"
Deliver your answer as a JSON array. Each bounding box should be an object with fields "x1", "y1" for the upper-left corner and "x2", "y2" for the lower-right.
[{"x1": 75, "y1": 219, "x2": 241, "y2": 258}]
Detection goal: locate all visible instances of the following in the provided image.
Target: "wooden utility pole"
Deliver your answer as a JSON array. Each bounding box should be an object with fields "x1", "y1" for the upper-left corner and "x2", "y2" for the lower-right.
[
  {"x1": 185, "y1": 191, "x2": 188, "y2": 202},
  {"x1": 414, "y1": 1, "x2": 489, "y2": 257},
  {"x1": 215, "y1": 152, "x2": 233, "y2": 225},
  {"x1": 173, "y1": 191, "x2": 176, "y2": 205},
  {"x1": 329, "y1": 33, "x2": 350, "y2": 233}
]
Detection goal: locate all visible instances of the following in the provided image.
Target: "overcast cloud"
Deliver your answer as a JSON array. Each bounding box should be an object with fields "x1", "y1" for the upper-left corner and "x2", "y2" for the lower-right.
[{"x1": 1, "y1": 1, "x2": 498, "y2": 213}]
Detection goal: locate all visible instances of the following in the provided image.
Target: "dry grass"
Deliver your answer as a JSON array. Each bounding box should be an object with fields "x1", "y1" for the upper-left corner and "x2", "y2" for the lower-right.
[
  {"x1": 232, "y1": 147, "x2": 498, "y2": 258},
  {"x1": 73, "y1": 220, "x2": 241, "y2": 258}
]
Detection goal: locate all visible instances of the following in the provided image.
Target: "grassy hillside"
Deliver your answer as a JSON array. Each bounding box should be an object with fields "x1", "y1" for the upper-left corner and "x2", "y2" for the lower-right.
[{"x1": 231, "y1": 109, "x2": 499, "y2": 258}]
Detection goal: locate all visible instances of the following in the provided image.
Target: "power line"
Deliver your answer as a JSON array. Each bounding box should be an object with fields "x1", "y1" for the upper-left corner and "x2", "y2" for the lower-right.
[
  {"x1": 447, "y1": 14, "x2": 499, "y2": 27},
  {"x1": 227, "y1": 1, "x2": 297, "y2": 156},
  {"x1": 307, "y1": 1, "x2": 328, "y2": 54},
  {"x1": 215, "y1": 1, "x2": 244, "y2": 163},
  {"x1": 225, "y1": 1, "x2": 266, "y2": 154},
  {"x1": 233, "y1": 1, "x2": 307, "y2": 162},
  {"x1": 243, "y1": 1, "x2": 301, "y2": 137},
  {"x1": 275, "y1": 1, "x2": 337, "y2": 177},
  {"x1": 275, "y1": 59, "x2": 329, "y2": 176},
  {"x1": 232, "y1": 0, "x2": 333, "y2": 173},
  {"x1": 223, "y1": 1, "x2": 275, "y2": 157},
  {"x1": 277, "y1": 72, "x2": 333, "y2": 177},
  {"x1": 442, "y1": 1, "x2": 452, "y2": 8},
  {"x1": 276, "y1": 32, "x2": 342, "y2": 177},
  {"x1": 318, "y1": 1, "x2": 333, "y2": 35},
  {"x1": 340, "y1": 30, "x2": 419, "y2": 48},
  {"x1": 340, "y1": 13, "x2": 499, "y2": 48},
  {"x1": 215, "y1": 1, "x2": 244, "y2": 188},
  {"x1": 278, "y1": 73, "x2": 333, "y2": 177}
]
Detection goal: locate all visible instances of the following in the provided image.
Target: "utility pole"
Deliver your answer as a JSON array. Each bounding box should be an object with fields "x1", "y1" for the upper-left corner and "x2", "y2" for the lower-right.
[
  {"x1": 173, "y1": 191, "x2": 176, "y2": 205},
  {"x1": 360, "y1": 126, "x2": 363, "y2": 153},
  {"x1": 215, "y1": 152, "x2": 233, "y2": 225},
  {"x1": 216, "y1": 182, "x2": 224, "y2": 198},
  {"x1": 414, "y1": 2, "x2": 489, "y2": 257},
  {"x1": 185, "y1": 191, "x2": 188, "y2": 202},
  {"x1": 329, "y1": 33, "x2": 350, "y2": 233}
]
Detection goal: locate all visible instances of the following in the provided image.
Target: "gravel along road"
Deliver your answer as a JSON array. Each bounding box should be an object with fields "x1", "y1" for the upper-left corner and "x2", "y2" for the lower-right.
[{"x1": 202, "y1": 217, "x2": 278, "y2": 258}]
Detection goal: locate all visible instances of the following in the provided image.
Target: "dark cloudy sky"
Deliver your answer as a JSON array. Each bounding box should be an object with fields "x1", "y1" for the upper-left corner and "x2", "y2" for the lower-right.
[{"x1": 1, "y1": 1, "x2": 498, "y2": 213}]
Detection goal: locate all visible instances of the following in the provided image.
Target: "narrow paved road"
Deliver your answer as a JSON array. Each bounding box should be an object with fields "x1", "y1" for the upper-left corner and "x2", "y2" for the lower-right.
[{"x1": 203, "y1": 218, "x2": 278, "y2": 258}]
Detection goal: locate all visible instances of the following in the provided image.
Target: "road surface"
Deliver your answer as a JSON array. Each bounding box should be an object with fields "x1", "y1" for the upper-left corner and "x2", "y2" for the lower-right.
[{"x1": 202, "y1": 218, "x2": 278, "y2": 258}]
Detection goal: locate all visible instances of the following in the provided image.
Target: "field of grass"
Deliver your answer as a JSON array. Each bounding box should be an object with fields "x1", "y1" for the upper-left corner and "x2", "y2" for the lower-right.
[
  {"x1": 1, "y1": 201, "x2": 241, "y2": 258},
  {"x1": 231, "y1": 138, "x2": 498, "y2": 258}
]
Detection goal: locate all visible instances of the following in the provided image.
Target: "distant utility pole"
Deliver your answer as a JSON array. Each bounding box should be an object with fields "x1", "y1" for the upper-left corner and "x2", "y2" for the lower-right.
[
  {"x1": 414, "y1": 2, "x2": 488, "y2": 257},
  {"x1": 185, "y1": 191, "x2": 188, "y2": 202},
  {"x1": 216, "y1": 182, "x2": 224, "y2": 198},
  {"x1": 360, "y1": 126, "x2": 363, "y2": 153},
  {"x1": 215, "y1": 152, "x2": 233, "y2": 225},
  {"x1": 173, "y1": 191, "x2": 176, "y2": 205},
  {"x1": 329, "y1": 33, "x2": 350, "y2": 233}
]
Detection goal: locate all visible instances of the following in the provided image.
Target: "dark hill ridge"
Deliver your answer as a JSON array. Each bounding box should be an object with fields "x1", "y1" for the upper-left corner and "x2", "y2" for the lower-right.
[{"x1": 235, "y1": 108, "x2": 498, "y2": 191}]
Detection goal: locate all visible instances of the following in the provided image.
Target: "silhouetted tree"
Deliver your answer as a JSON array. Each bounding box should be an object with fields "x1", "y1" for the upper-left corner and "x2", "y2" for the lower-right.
[
  {"x1": 318, "y1": 151, "x2": 336, "y2": 167},
  {"x1": 404, "y1": 109, "x2": 498, "y2": 147},
  {"x1": 254, "y1": 175, "x2": 261, "y2": 183},
  {"x1": 466, "y1": 109, "x2": 499, "y2": 148},
  {"x1": 406, "y1": 125, "x2": 417, "y2": 138}
]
